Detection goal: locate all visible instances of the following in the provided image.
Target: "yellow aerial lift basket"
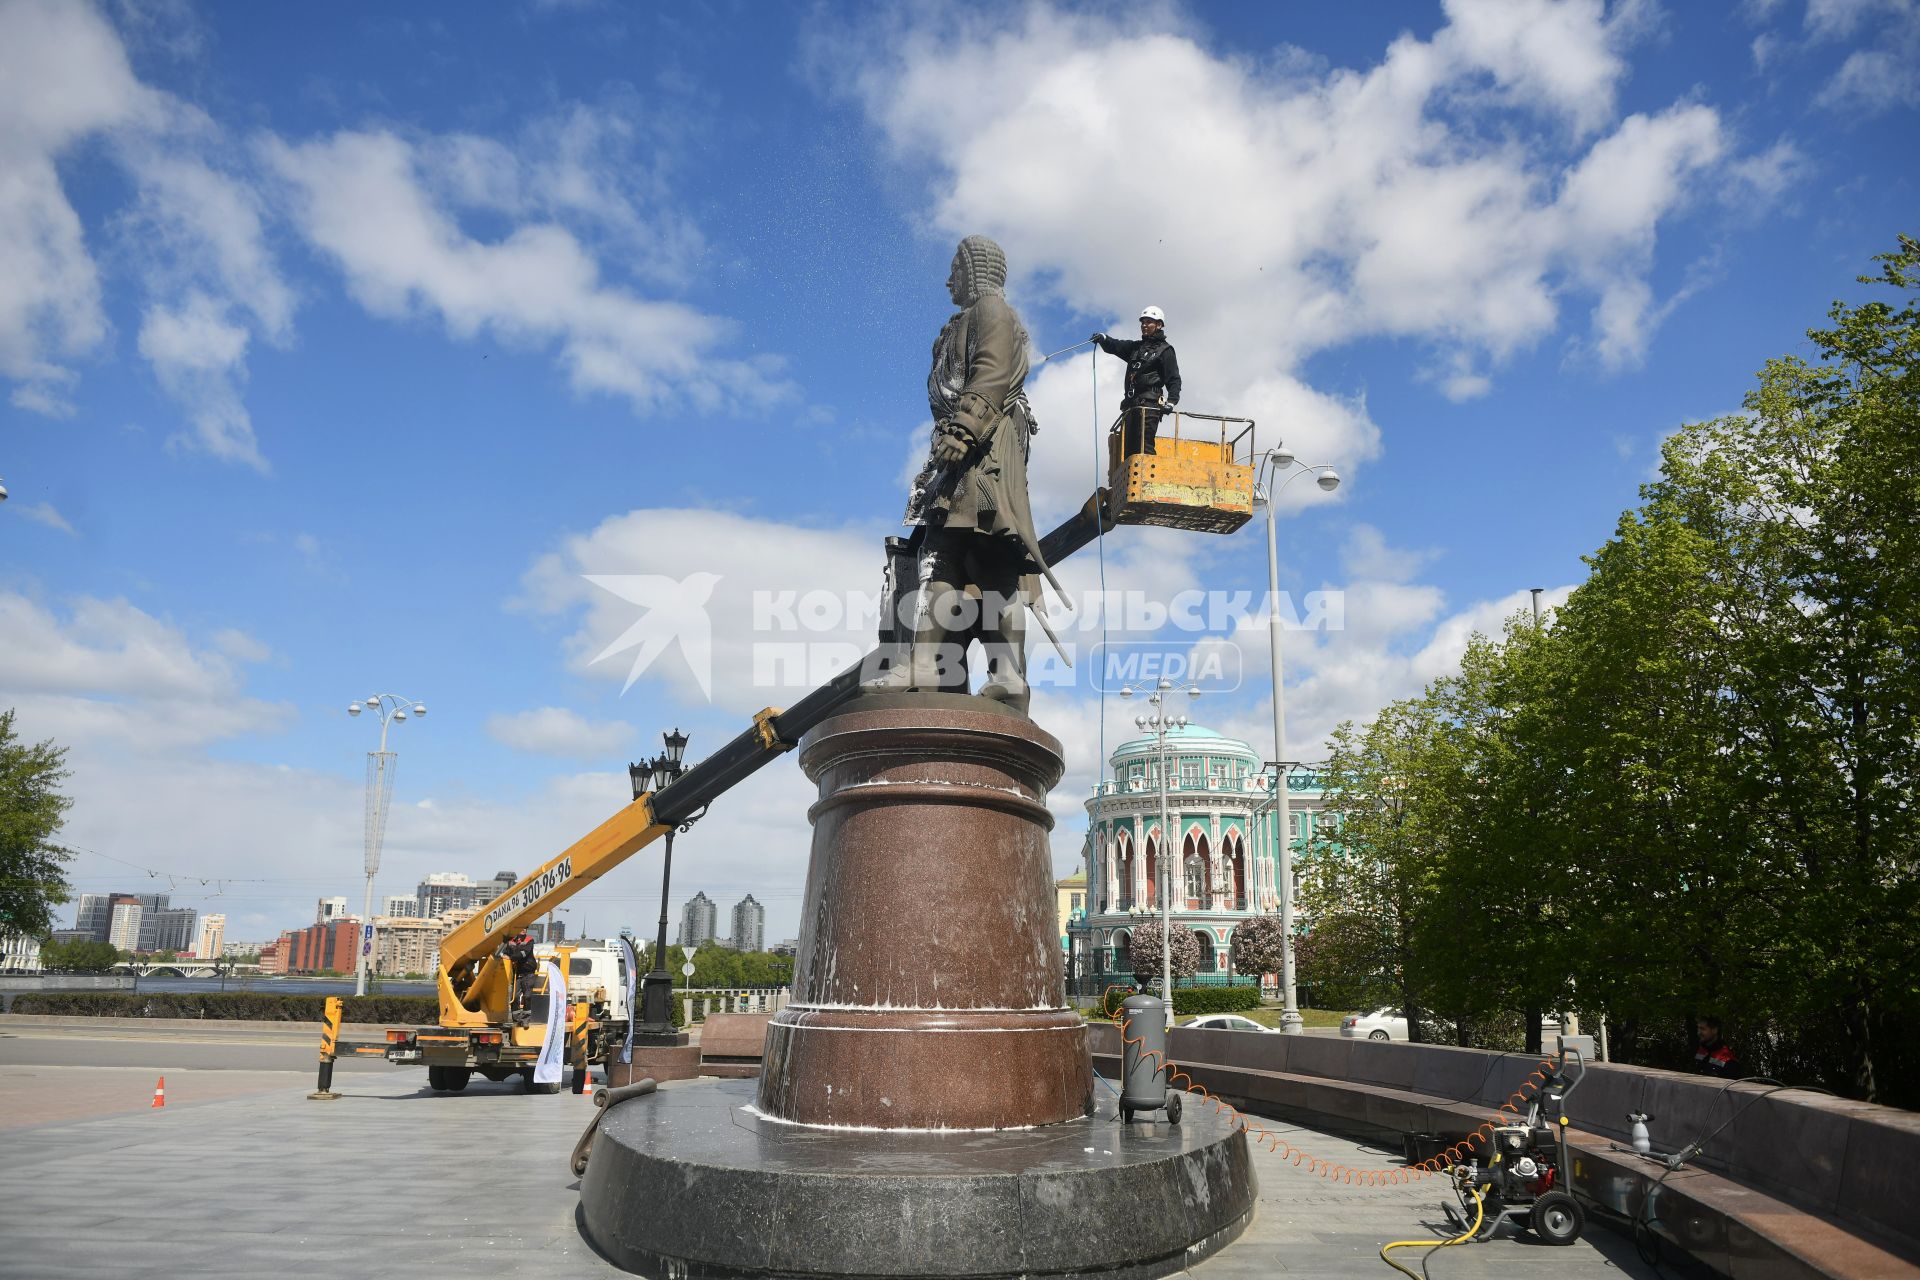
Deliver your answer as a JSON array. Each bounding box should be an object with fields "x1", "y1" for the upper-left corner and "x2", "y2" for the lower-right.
[{"x1": 1106, "y1": 408, "x2": 1257, "y2": 533}]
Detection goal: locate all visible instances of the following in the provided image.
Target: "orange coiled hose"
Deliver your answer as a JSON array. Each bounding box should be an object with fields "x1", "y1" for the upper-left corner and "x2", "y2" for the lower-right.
[{"x1": 1107, "y1": 1003, "x2": 1554, "y2": 1187}]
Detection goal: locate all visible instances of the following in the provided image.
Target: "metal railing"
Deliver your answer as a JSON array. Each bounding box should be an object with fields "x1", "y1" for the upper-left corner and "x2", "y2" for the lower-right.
[{"x1": 678, "y1": 986, "x2": 790, "y2": 1023}]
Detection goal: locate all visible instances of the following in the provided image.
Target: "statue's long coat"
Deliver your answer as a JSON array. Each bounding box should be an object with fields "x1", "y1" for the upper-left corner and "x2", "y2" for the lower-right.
[{"x1": 905, "y1": 292, "x2": 1047, "y2": 576}]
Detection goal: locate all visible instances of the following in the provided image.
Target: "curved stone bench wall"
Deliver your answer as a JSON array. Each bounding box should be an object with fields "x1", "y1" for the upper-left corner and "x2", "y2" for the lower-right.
[{"x1": 1087, "y1": 1023, "x2": 1920, "y2": 1280}]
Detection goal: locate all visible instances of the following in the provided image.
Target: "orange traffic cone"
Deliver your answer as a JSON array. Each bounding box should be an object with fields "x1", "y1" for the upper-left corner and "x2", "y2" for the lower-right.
[
  {"x1": 581, "y1": 1063, "x2": 593, "y2": 1101},
  {"x1": 151, "y1": 1076, "x2": 166, "y2": 1108}
]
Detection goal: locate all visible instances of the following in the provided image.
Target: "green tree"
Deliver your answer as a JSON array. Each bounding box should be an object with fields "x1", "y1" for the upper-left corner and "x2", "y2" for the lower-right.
[
  {"x1": 39, "y1": 938, "x2": 118, "y2": 972},
  {"x1": 1303, "y1": 697, "x2": 1463, "y2": 1040},
  {"x1": 1128, "y1": 921, "x2": 1201, "y2": 986},
  {"x1": 1227, "y1": 914, "x2": 1287, "y2": 979},
  {"x1": 0, "y1": 710, "x2": 74, "y2": 939}
]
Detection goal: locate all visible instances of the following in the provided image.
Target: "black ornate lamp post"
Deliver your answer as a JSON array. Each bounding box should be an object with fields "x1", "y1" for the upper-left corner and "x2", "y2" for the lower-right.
[{"x1": 633, "y1": 729, "x2": 695, "y2": 1040}]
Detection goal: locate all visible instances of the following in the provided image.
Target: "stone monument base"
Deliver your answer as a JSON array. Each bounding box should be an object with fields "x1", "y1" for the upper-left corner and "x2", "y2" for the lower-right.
[
  {"x1": 578, "y1": 1078, "x2": 1255, "y2": 1279},
  {"x1": 603, "y1": 1045, "x2": 699, "y2": 1085}
]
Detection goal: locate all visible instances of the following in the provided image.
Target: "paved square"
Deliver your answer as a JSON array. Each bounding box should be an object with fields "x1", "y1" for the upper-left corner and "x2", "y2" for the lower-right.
[{"x1": 0, "y1": 1065, "x2": 1659, "y2": 1278}]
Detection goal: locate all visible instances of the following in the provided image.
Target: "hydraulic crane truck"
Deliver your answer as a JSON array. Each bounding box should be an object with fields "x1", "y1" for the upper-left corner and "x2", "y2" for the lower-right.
[{"x1": 310, "y1": 411, "x2": 1262, "y2": 1098}]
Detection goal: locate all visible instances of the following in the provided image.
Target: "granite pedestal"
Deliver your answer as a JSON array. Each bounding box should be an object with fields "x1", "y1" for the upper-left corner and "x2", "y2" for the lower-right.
[
  {"x1": 578, "y1": 1078, "x2": 1255, "y2": 1279},
  {"x1": 579, "y1": 695, "x2": 1255, "y2": 1276}
]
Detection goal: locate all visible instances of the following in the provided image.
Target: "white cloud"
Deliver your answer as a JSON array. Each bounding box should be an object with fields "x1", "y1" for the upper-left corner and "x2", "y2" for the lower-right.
[
  {"x1": 517, "y1": 507, "x2": 885, "y2": 715},
  {"x1": 0, "y1": 590, "x2": 290, "y2": 750},
  {"x1": 137, "y1": 290, "x2": 262, "y2": 470},
  {"x1": 0, "y1": 0, "x2": 152, "y2": 413},
  {"x1": 1804, "y1": 0, "x2": 1908, "y2": 40},
  {"x1": 834, "y1": 0, "x2": 1757, "y2": 449},
  {"x1": 14, "y1": 501, "x2": 77, "y2": 535},
  {"x1": 0, "y1": 0, "x2": 291, "y2": 459},
  {"x1": 1438, "y1": 0, "x2": 1651, "y2": 137},
  {"x1": 486, "y1": 706, "x2": 634, "y2": 758},
  {"x1": 263, "y1": 128, "x2": 789, "y2": 417}
]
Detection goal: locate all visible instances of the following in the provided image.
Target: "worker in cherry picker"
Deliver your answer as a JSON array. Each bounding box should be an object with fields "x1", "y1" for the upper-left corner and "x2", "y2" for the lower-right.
[
  {"x1": 503, "y1": 930, "x2": 538, "y2": 1010},
  {"x1": 1092, "y1": 306, "x2": 1182, "y2": 457}
]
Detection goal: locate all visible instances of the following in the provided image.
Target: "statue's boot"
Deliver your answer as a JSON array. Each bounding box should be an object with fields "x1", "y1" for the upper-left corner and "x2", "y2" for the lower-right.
[
  {"x1": 978, "y1": 590, "x2": 1031, "y2": 716},
  {"x1": 865, "y1": 577, "x2": 968, "y2": 693}
]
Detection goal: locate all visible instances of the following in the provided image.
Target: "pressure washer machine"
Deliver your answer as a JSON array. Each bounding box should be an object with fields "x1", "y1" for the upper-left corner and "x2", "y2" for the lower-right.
[
  {"x1": 1442, "y1": 1048, "x2": 1588, "y2": 1245},
  {"x1": 1118, "y1": 993, "x2": 1183, "y2": 1124}
]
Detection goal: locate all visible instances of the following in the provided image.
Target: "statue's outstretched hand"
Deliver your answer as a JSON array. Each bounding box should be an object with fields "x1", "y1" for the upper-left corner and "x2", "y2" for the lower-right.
[{"x1": 1090, "y1": 332, "x2": 1106, "y2": 344}]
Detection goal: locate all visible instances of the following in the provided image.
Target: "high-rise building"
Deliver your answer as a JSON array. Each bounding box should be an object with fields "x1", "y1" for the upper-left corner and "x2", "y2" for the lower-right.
[
  {"x1": 282, "y1": 919, "x2": 361, "y2": 975},
  {"x1": 530, "y1": 919, "x2": 567, "y2": 944},
  {"x1": 382, "y1": 894, "x2": 421, "y2": 918},
  {"x1": 152, "y1": 907, "x2": 197, "y2": 953},
  {"x1": 316, "y1": 896, "x2": 350, "y2": 924},
  {"x1": 74, "y1": 894, "x2": 114, "y2": 942},
  {"x1": 677, "y1": 892, "x2": 717, "y2": 949},
  {"x1": 195, "y1": 914, "x2": 226, "y2": 959},
  {"x1": 730, "y1": 894, "x2": 765, "y2": 953},
  {"x1": 373, "y1": 916, "x2": 447, "y2": 976},
  {"x1": 478, "y1": 870, "x2": 518, "y2": 906},
  {"x1": 107, "y1": 901, "x2": 144, "y2": 951},
  {"x1": 417, "y1": 873, "x2": 478, "y2": 918}
]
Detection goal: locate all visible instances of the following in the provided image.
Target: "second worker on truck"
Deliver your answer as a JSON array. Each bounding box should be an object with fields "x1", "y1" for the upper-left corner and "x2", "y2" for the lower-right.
[{"x1": 1093, "y1": 306, "x2": 1182, "y2": 457}]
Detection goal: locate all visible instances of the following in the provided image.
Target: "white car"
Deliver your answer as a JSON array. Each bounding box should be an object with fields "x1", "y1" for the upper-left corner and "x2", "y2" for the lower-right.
[
  {"x1": 1182, "y1": 1013, "x2": 1278, "y2": 1033},
  {"x1": 1340, "y1": 1007, "x2": 1410, "y2": 1040}
]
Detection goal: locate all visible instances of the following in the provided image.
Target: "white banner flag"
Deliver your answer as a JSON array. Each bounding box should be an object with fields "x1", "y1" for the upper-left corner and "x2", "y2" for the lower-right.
[
  {"x1": 616, "y1": 934, "x2": 641, "y2": 1064},
  {"x1": 533, "y1": 960, "x2": 567, "y2": 1085}
]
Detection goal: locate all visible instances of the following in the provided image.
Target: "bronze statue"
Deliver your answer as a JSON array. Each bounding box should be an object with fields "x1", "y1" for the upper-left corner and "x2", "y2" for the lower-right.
[{"x1": 871, "y1": 235, "x2": 1058, "y2": 715}]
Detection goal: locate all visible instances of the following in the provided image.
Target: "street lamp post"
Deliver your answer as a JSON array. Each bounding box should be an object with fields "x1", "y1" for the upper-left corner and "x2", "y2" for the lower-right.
[
  {"x1": 345, "y1": 693, "x2": 426, "y2": 997},
  {"x1": 632, "y1": 729, "x2": 696, "y2": 1039},
  {"x1": 1255, "y1": 443, "x2": 1340, "y2": 1035},
  {"x1": 1122, "y1": 679, "x2": 1201, "y2": 1030}
]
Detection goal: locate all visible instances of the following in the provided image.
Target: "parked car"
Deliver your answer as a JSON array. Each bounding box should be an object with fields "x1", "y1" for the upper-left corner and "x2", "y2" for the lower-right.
[
  {"x1": 1182, "y1": 1013, "x2": 1278, "y2": 1033},
  {"x1": 1340, "y1": 1007, "x2": 1411, "y2": 1040}
]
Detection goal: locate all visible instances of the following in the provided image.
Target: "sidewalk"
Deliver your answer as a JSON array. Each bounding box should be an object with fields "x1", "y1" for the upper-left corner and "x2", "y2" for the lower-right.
[{"x1": 0, "y1": 1066, "x2": 1659, "y2": 1280}]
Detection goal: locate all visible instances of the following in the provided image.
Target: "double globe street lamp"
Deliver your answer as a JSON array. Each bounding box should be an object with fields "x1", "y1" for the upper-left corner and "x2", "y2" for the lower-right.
[
  {"x1": 1254, "y1": 443, "x2": 1339, "y2": 1034},
  {"x1": 346, "y1": 693, "x2": 427, "y2": 997},
  {"x1": 1121, "y1": 679, "x2": 1201, "y2": 1030},
  {"x1": 629, "y1": 728, "x2": 696, "y2": 1039}
]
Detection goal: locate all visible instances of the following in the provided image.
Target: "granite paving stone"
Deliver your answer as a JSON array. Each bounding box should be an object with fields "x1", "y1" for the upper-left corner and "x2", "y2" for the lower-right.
[{"x1": 0, "y1": 1064, "x2": 1664, "y2": 1278}]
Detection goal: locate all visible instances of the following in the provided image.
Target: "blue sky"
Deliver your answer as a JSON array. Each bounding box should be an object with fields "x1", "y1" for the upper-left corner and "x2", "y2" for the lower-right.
[{"x1": 4, "y1": 0, "x2": 1915, "y2": 945}]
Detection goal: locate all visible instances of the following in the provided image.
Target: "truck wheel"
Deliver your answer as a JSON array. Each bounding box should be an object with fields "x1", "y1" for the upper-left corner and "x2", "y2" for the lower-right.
[
  {"x1": 444, "y1": 1068, "x2": 472, "y2": 1093},
  {"x1": 520, "y1": 1067, "x2": 562, "y2": 1095},
  {"x1": 1530, "y1": 1192, "x2": 1584, "y2": 1245},
  {"x1": 427, "y1": 1065, "x2": 448, "y2": 1092}
]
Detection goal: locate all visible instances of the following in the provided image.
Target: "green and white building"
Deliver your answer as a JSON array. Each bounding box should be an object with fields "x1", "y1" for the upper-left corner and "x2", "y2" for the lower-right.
[{"x1": 1066, "y1": 723, "x2": 1329, "y2": 996}]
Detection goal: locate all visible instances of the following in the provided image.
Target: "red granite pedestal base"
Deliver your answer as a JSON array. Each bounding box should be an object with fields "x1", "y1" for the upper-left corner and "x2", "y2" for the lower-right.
[{"x1": 756, "y1": 694, "x2": 1091, "y2": 1130}]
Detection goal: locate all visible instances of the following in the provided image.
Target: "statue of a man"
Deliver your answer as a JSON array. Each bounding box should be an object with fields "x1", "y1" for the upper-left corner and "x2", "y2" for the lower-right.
[{"x1": 873, "y1": 235, "x2": 1056, "y2": 714}]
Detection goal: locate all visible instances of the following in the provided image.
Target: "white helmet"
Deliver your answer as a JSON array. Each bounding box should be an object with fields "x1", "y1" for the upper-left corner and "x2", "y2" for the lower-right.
[{"x1": 1139, "y1": 306, "x2": 1166, "y2": 323}]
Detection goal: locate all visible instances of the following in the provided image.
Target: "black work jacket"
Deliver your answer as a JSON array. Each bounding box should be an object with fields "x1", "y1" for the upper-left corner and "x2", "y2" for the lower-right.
[{"x1": 1096, "y1": 332, "x2": 1181, "y2": 407}]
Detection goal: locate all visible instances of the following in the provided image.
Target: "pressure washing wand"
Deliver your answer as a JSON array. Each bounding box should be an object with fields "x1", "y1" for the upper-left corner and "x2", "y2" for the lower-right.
[{"x1": 1035, "y1": 338, "x2": 1096, "y2": 364}]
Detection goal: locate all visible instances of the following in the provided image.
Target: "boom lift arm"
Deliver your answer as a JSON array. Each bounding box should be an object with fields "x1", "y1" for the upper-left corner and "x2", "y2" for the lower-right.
[{"x1": 431, "y1": 494, "x2": 1119, "y2": 1029}]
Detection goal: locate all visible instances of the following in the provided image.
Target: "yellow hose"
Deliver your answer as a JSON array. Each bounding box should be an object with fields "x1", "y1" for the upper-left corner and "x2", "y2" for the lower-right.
[{"x1": 1379, "y1": 1186, "x2": 1486, "y2": 1278}]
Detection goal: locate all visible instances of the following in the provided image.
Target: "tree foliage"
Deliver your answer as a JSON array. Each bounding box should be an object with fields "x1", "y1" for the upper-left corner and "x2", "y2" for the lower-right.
[
  {"x1": 1228, "y1": 914, "x2": 1287, "y2": 977},
  {"x1": 1128, "y1": 920, "x2": 1202, "y2": 984},
  {"x1": 38, "y1": 938, "x2": 119, "y2": 972},
  {"x1": 0, "y1": 710, "x2": 73, "y2": 939},
  {"x1": 1300, "y1": 237, "x2": 1920, "y2": 1102}
]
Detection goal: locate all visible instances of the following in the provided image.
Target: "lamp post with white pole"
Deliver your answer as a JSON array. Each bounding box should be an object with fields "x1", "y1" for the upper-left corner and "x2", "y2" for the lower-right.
[
  {"x1": 1121, "y1": 679, "x2": 1201, "y2": 1030},
  {"x1": 1255, "y1": 444, "x2": 1340, "y2": 1035},
  {"x1": 345, "y1": 693, "x2": 427, "y2": 997}
]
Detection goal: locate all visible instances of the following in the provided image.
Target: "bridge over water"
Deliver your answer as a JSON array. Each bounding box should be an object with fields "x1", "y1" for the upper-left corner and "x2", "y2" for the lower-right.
[{"x1": 109, "y1": 961, "x2": 263, "y2": 979}]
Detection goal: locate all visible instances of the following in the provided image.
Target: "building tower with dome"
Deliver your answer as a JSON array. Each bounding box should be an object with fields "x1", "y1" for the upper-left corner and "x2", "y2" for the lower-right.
[{"x1": 1066, "y1": 722, "x2": 1329, "y2": 997}]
